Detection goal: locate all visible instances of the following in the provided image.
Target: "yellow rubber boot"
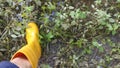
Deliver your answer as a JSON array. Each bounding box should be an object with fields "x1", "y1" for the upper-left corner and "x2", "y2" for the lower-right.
[{"x1": 11, "y1": 22, "x2": 41, "y2": 68}]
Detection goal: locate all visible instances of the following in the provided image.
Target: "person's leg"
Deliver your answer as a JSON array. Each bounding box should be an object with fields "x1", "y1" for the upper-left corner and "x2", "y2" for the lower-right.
[
  {"x1": 11, "y1": 22, "x2": 41, "y2": 68},
  {"x1": 0, "y1": 22, "x2": 41, "y2": 68},
  {"x1": 0, "y1": 53, "x2": 31, "y2": 68},
  {"x1": 0, "y1": 61, "x2": 19, "y2": 68},
  {"x1": 10, "y1": 53, "x2": 32, "y2": 68}
]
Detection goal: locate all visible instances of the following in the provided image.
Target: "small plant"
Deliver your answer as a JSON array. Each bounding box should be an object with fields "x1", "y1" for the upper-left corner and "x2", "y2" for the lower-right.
[{"x1": 0, "y1": 0, "x2": 120, "y2": 67}]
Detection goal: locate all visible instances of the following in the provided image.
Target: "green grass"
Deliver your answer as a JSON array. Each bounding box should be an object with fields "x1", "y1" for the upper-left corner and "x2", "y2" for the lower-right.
[{"x1": 0, "y1": 0, "x2": 120, "y2": 68}]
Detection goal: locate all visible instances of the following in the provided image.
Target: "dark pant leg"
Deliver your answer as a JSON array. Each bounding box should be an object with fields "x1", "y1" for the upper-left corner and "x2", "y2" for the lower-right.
[{"x1": 0, "y1": 61, "x2": 19, "y2": 68}]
